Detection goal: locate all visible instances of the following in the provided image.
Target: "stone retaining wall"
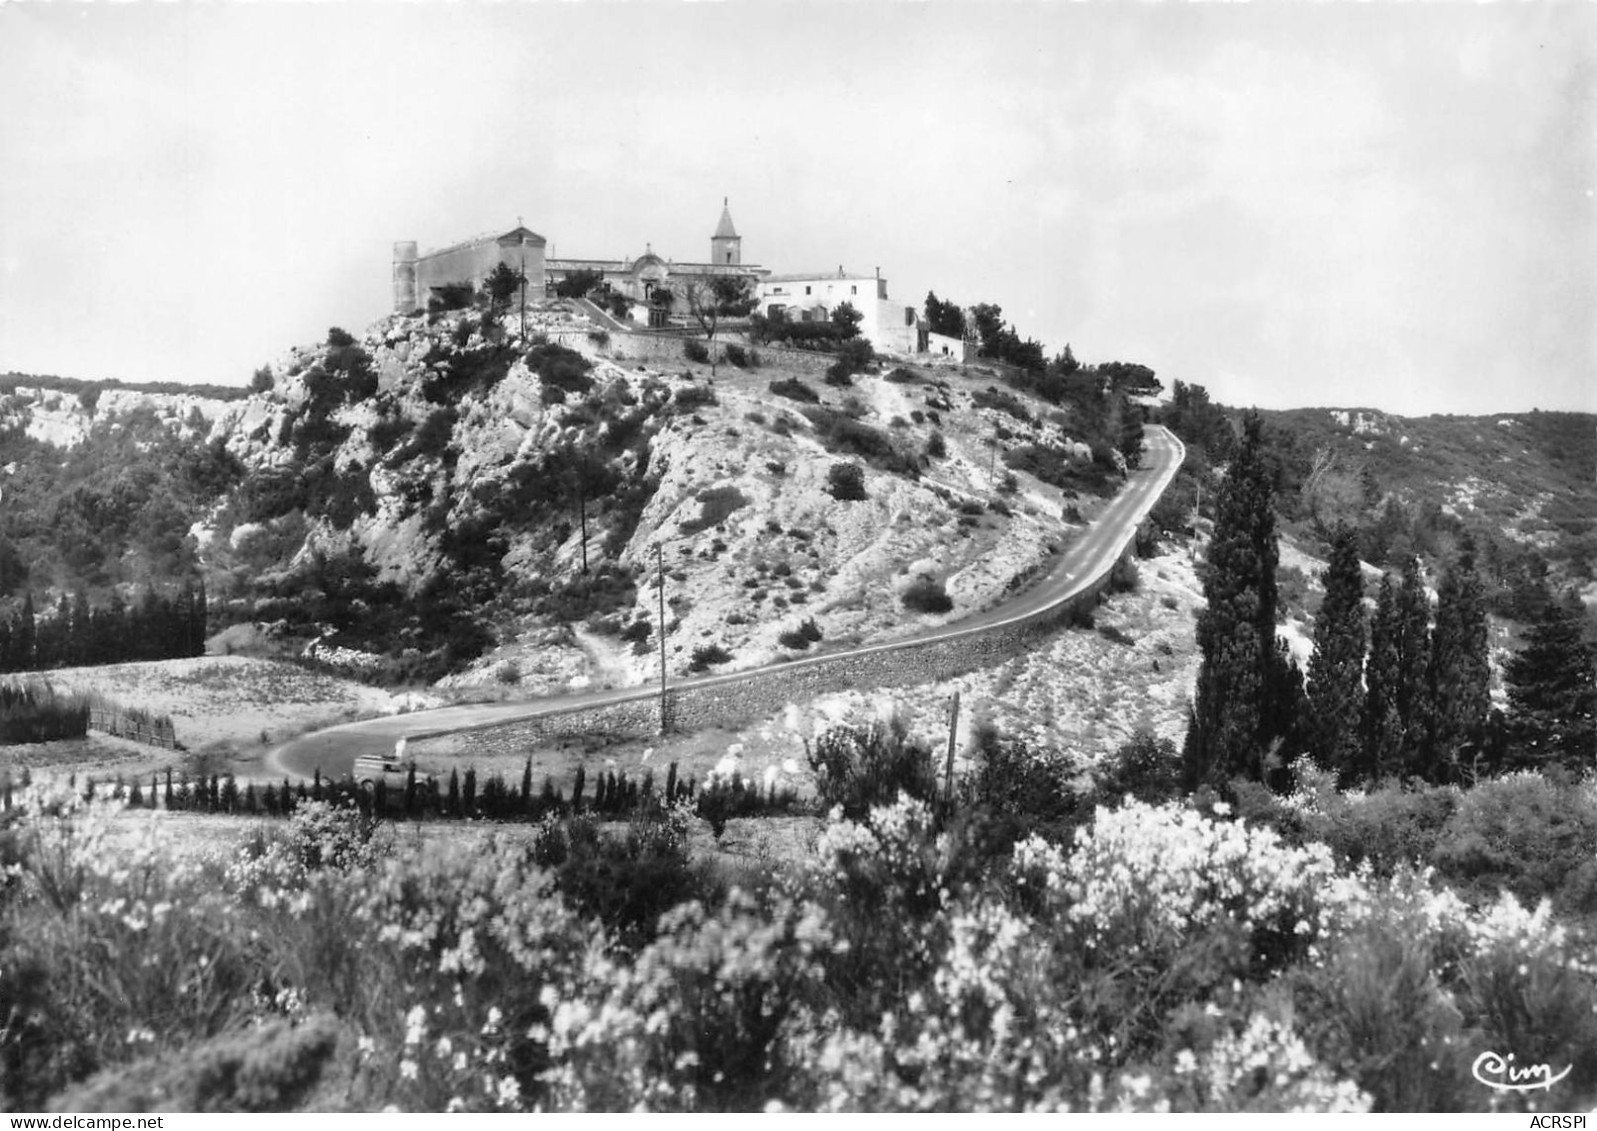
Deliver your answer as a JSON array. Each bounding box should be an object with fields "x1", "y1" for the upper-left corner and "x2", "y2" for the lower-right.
[
  {"x1": 411, "y1": 557, "x2": 1125, "y2": 760},
  {"x1": 595, "y1": 330, "x2": 840, "y2": 378}
]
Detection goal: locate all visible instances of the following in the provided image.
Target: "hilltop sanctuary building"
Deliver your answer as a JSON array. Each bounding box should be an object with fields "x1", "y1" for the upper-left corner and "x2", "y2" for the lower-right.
[{"x1": 391, "y1": 202, "x2": 767, "y2": 314}]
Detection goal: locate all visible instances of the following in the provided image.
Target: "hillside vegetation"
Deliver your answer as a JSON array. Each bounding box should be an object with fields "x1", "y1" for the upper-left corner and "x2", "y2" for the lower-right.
[{"x1": 0, "y1": 299, "x2": 1150, "y2": 690}]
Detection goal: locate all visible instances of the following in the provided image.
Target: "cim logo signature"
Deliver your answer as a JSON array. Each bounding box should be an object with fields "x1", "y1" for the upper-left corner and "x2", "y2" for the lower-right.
[{"x1": 1472, "y1": 1050, "x2": 1573, "y2": 1094}]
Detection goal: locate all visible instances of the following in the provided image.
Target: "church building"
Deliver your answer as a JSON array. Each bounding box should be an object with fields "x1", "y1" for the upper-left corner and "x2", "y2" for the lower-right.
[{"x1": 392, "y1": 202, "x2": 766, "y2": 316}]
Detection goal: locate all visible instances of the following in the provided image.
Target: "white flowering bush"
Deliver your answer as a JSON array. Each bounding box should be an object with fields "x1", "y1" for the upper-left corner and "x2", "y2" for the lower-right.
[
  {"x1": 2, "y1": 774, "x2": 1595, "y2": 1112},
  {"x1": 1045, "y1": 799, "x2": 1347, "y2": 968}
]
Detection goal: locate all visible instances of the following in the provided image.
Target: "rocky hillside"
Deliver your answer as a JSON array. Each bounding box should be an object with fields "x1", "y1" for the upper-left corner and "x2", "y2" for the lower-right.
[{"x1": 2, "y1": 300, "x2": 1134, "y2": 690}]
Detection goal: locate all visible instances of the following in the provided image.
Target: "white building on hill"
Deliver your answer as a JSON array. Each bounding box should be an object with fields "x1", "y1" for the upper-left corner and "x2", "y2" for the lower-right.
[{"x1": 755, "y1": 268, "x2": 920, "y2": 355}]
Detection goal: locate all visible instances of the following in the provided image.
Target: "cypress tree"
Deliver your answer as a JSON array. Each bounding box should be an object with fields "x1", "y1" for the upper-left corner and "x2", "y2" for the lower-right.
[
  {"x1": 1184, "y1": 412, "x2": 1288, "y2": 789},
  {"x1": 164, "y1": 767, "x2": 175, "y2": 809},
  {"x1": 571, "y1": 764, "x2": 587, "y2": 812},
  {"x1": 70, "y1": 591, "x2": 91, "y2": 667},
  {"x1": 1306, "y1": 526, "x2": 1367, "y2": 780},
  {"x1": 242, "y1": 783, "x2": 258, "y2": 814},
  {"x1": 405, "y1": 763, "x2": 418, "y2": 819},
  {"x1": 447, "y1": 767, "x2": 461, "y2": 818},
  {"x1": 593, "y1": 770, "x2": 608, "y2": 811},
  {"x1": 1505, "y1": 587, "x2": 1596, "y2": 771},
  {"x1": 312, "y1": 769, "x2": 323, "y2": 802},
  {"x1": 1427, "y1": 544, "x2": 1492, "y2": 781},
  {"x1": 463, "y1": 767, "x2": 477, "y2": 816},
  {"x1": 220, "y1": 773, "x2": 239, "y2": 813},
  {"x1": 1394, "y1": 555, "x2": 1433, "y2": 777},
  {"x1": 1364, "y1": 573, "x2": 1405, "y2": 782},
  {"x1": 665, "y1": 761, "x2": 679, "y2": 805},
  {"x1": 17, "y1": 592, "x2": 35, "y2": 671},
  {"x1": 374, "y1": 776, "x2": 389, "y2": 819}
]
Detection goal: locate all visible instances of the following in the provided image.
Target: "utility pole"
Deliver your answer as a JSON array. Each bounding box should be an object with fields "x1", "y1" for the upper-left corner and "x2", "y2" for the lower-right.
[{"x1": 656, "y1": 543, "x2": 668, "y2": 736}]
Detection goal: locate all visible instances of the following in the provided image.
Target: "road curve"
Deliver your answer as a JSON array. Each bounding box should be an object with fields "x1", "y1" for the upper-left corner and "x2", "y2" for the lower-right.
[{"x1": 273, "y1": 426, "x2": 1186, "y2": 780}]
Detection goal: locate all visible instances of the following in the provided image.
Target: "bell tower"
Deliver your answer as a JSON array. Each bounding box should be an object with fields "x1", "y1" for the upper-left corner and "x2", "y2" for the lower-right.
[{"x1": 710, "y1": 198, "x2": 741, "y2": 266}]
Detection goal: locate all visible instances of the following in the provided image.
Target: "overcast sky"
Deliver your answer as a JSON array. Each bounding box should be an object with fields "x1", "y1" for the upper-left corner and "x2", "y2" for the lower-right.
[{"x1": 2, "y1": 3, "x2": 1592, "y2": 417}]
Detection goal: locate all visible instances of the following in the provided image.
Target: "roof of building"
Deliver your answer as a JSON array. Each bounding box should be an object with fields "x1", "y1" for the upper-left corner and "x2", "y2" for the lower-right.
[
  {"x1": 761, "y1": 271, "x2": 877, "y2": 284},
  {"x1": 419, "y1": 226, "x2": 547, "y2": 261},
  {"x1": 713, "y1": 201, "x2": 739, "y2": 240},
  {"x1": 545, "y1": 258, "x2": 767, "y2": 278}
]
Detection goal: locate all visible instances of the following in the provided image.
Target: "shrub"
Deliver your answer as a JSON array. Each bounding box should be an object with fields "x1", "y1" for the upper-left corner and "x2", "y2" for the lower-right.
[
  {"x1": 554, "y1": 268, "x2": 605, "y2": 299},
  {"x1": 1307, "y1": 782, "x2": 1461, "y2": 877},
  {"x1": 769, "y1": 378, "x2": 819, "y2": 404},
  {"x1": 678, "y1": 485, "x2": 749, "y2": 535},
  {"x1": 884, "y1": 367, "x2": 919, "y2": 384},
  {"x1": 688, "y1": 643, "x2": 733, "y2": 673},
  {"x1": 776, "y1": 619, "x2": 821, "y2": 651},
  {"x1": 1095, "y1": 728, "x2": 1182, "y2": 805},
  {"x1": 683, "y1": 339, "x2": 710, "y2": 364},
  {"x1": 249, "y1": 368, "x2": 273, "y2": 395},
  {"x1": 971, "y1": 385, "x2": 1033, "y2": 423},
  {"x1": 802, "y1": 407, "x2": 919, "y2": 477},
  {"x1": 526, "y1": 341, "x2": 595, "y2": 399},
  {"x1": 48, "y1": 1015, "x2": 340, "y2": 1113},
  {"x1": 673, "y1": 384, "x2": 718, "y2": 413},
  {"x1": 806, "y1": 715, "x2": 939, "y2": 819},
  {"x1": 901, "y1": 574, "x2": 952, "y2": 614},
  {"x1": 925, "y1": 431, "x2": 947, "y2": 459},
  {"x1": 723, "y1": 343, "x2": 753, "y2": 368},
  {"x1": 427, "y1": 282, "x2": 476, "y2": 313},
  {"x1": 826, "y1": 462, "x2": 867, "y2": 501},
  {"x1": 1430, "y1": 772, "x2": 1597, "y2": 914}
]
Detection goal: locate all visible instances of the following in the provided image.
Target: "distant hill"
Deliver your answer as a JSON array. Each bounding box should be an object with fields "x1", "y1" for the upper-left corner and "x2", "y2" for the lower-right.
[
  {"x1": 1, "y1": 370, "x2": 252, "y2": 404},
  {"x1": 1254, "y1": 405, "x2": 1596, "y2": 607}
]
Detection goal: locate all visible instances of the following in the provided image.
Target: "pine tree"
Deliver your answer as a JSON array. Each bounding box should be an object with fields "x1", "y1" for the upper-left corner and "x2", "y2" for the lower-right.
[
  {"x1": 1364, "y1": 573, "x2": 1405, "y2": 782},
  {"x1": 1394, "y1": 555, "x2": 1434, "y2": 777},
  {"x1": 1184, "y1": 412, "x2": 1289, "y2": 789},
  {"x1": 1505, "y1": 587, "x2": 1596, "y2": 771},
  {"x1": 1427, "y1": 544, "x2": 1492, "y2": 781},
  {"x1": 1307, "y1": 526, "x2": 1366, "y2": 780}
]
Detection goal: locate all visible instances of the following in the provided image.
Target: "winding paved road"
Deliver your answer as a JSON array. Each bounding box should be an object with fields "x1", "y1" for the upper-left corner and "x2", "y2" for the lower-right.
[{"x1": 273, "y1": 426, "x2": 1185, "y2": 780}]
